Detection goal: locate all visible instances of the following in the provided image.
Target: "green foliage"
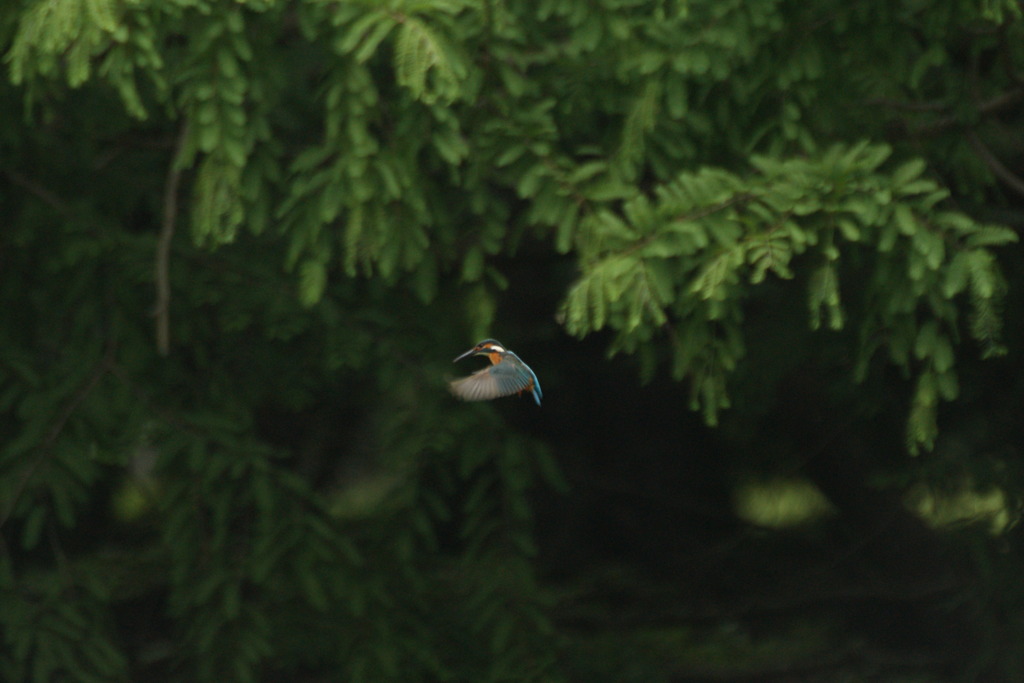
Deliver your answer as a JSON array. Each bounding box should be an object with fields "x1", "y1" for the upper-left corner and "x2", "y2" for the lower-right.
[
  {"x1": 2, "y1": 0, "x2": 1022, "y2": 679},
  {"x1": 2, "y1": 567, "x2": 129, "y2": 681},
  {"x1": 561, "y1": 143, "x2": 1014, "y2": 440}
]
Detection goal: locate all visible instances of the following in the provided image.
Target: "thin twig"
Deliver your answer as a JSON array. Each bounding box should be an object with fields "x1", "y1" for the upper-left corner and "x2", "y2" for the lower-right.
[
  {"x1": 0, "y1": 169, "x2": 73, "y2": 217},
  {"x1": 909, "y1": 88, "x2": 1024, "y2": 137},
  {"x1": 865, "y1": 97, "x2": 947, "y2": 113},
  {"x1": 155, "y1": 123, "x2": 189, "y2": 357},
  {"x1": 966, "y1": 130, "x2": 1024, "y2": 198}
]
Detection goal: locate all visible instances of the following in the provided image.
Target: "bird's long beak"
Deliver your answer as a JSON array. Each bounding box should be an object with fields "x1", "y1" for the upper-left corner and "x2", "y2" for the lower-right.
[{"x1": 453, "y1": 347, "x2": 479, "y2": 363}]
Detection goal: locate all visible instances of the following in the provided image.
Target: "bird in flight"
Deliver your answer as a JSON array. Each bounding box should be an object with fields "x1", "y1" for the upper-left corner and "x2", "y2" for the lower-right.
[{"x1": 449, "y1": 339, "x2": 542, "y2": 406}]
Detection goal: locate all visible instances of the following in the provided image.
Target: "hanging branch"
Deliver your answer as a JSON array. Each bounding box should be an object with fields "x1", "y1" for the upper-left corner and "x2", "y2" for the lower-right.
[{"x1": 155, "y1": 123, "x2": 189, "y2": 356}]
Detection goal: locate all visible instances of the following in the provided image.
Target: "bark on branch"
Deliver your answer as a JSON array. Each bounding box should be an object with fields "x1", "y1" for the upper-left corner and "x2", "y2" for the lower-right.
[{"x1": 155, "y1": 124, "x2": 189, "y2": 356}]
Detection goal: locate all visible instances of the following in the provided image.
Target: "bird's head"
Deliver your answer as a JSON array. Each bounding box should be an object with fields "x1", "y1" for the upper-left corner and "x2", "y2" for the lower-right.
[{"x1": 453, "y1": 339, "x2": 507, "y2": 363}]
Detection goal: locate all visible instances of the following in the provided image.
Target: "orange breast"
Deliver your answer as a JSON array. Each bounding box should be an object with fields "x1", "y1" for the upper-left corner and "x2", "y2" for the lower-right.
[{"x1": 487, "y1": 352, "x2": 503, "y2": 365}]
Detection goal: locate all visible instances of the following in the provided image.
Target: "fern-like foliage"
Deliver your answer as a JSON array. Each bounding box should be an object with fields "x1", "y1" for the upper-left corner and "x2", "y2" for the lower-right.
[{"x1": 560, "y1": 143, "x2": 1016, "y2": 447}]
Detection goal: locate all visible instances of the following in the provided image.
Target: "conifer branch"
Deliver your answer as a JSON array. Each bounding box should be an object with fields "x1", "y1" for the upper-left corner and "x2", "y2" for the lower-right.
[{"x1": 0, "y1": 342, "x2": 115, "y2": 531}]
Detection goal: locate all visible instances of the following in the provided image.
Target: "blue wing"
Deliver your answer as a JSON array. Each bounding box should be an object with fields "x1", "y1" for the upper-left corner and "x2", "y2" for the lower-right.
[
  {"x1": 519, "y1": 359, "x2": 542, "y2": 406},
  {"x1": 501, "y1": 351, "x2": 542, "y2": 405},
  {"x1": 449, "y1": 358, "x2": 541, "y2": 405}
]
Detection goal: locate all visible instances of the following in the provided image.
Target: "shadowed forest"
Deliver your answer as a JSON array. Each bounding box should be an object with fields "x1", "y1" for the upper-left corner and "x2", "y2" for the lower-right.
[{"x1": 3, "y1": 1, "x2": 1024, "y2": 681}]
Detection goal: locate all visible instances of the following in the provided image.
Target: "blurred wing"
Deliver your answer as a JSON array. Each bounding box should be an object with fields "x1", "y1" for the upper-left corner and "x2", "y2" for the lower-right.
[{"x1": 449, "y1": 362, "x2": 533, "y2": 402}]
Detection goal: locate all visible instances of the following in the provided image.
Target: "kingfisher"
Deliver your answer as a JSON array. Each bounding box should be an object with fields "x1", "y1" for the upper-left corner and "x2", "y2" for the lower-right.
[{"x1": 449, "y1": 339, "x2": 543, "y2": 406}]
